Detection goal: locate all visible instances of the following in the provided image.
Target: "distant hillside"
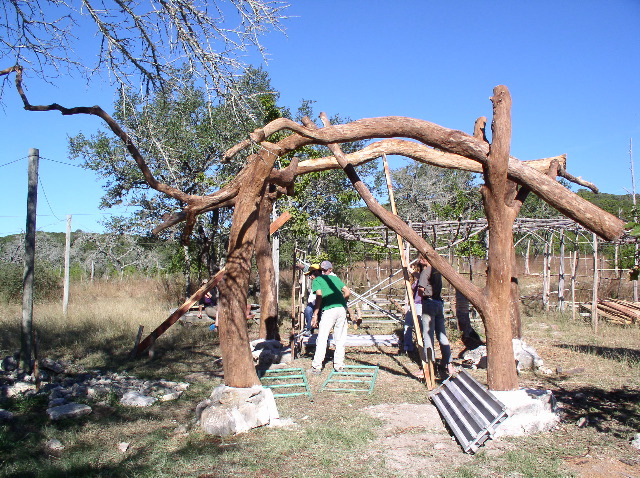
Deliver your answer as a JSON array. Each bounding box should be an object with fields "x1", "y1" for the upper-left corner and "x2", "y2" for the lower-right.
[{"x1": 577, "y1": 189, "x2": 635, "y2": 221}]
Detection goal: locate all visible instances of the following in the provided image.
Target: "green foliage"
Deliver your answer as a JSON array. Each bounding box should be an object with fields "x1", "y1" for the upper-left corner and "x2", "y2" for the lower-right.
[
  {"x1": 0, "y1": 262, "x2": 61, "y2": 303},
  {"x1": 577, "y1": 189, "x2": 635, "y2": 220}
]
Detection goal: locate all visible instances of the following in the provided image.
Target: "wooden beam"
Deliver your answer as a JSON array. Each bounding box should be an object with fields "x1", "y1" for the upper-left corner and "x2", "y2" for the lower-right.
[{"x1": 134, "y1": 213, "x2": 292, "y2": 357}]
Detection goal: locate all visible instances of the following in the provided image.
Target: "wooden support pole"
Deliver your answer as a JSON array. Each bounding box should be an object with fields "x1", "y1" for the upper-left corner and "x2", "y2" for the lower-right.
[
  {"x1": 63, "y1": 215, "x2": 71, "y2": 316},
  {"x1": 135, "y1": 268, "x2": 227, "y2": 356},
  {"x1": 383, "y1": 154, "x2": 435, "y2": 389},
  {"x1": 21, "y1": 148, "x2": 39, "y2": 373},
  {"x1": 592, "y1": 233, "x2": 599, "y2": 333},
  {"x1": 571, "y1": 249, "x2": 578, "y2": 321},
  {"x1": 558, "y1": 228, "x2": 565, "y2": 311},
  {"x1": 134, "y1": 213, "x2": 292, "y2": 357}
]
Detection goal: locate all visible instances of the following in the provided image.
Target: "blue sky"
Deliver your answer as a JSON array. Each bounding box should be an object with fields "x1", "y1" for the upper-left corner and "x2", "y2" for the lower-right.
[{"x1": 1, "y1": 0, "x2": 639, "y2": 236}]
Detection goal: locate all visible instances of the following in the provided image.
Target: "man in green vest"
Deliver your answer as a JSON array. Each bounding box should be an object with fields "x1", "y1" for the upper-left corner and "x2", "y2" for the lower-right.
[{"x1": 309, "y1": 260, "x2": 351, "y2": 373}]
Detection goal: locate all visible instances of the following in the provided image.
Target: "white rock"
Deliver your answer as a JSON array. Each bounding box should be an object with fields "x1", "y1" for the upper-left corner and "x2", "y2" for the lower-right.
[
  {"x1": 47, "y1": 403, "x2": 92, "y2": 421},
  {"x1": 198, "y1": 385, "x2": 279, "y2": 436},
  {"x1": 118, "y1": 442, "x2": 130, "y2": 453},
  {"x1": 120, "y1": 391, "x2": 157, "y2": 407},
  {"x1": 631, "y1": 433, "x2": 640, "y2": 450},
  {"x1": 7, "y1": 382, "x2": 36, "y2": 397},
  {"x1": 160, "y1": 391, "x2": 183, "y2": 402},
  {"x1": 46, "y1": 438, "x2": 65, "y2": 451},
  {"x1": 492, "y1": 389, "x2": 559, "y2": 437}
]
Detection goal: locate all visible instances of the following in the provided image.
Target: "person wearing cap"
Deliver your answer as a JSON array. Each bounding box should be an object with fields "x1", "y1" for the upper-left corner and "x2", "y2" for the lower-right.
[
  {"x1": 417, "y1": 255, "x2": 455, "y2": 376},
  {"x1": 302, "y1": 264, "x2": 322, "y2": 335},
  {"x1": 309, "y1": 260, "x2": 351, "y2": 373}
]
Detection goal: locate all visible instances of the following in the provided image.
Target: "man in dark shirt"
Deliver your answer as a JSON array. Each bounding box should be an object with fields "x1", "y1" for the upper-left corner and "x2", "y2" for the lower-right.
[{"x1": 417, "y1": 255, "x2": 455, "y2": 376}]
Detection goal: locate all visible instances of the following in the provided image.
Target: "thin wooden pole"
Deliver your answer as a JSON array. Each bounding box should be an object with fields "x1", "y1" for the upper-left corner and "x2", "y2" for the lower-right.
[
  {"x1": 631, "y1": 138, "x2": 639, "y2": 302},
  {"x1": 63, "y1": 215, "x2": 72, "y2": 316},
  {"x1": 21, "y1": 148, "x2": 39, "y2": 373},
  {"x1": 558, "y1": 229, "x2": 565, "y2": 311},
  {"x1": 542, "y1": 240, "x2": 550, "y2": 310},
  {"x1": 383, "y1": 154, "x2": 435, "y2": 389},
  {"x1": 592, "y1": 233, "x2": 599, "y2": 333},
  {"x1": 571, "y1": 249, "x2": 578, "y2": 321}
]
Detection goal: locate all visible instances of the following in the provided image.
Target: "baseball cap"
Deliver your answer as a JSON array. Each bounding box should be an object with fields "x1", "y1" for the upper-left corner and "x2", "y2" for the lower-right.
[
  {"x1": 320, "y1": 260, "x2": 333, "y2": 270},
  {"x1": 305, "y1": 263, "x2": 321, "y2": 275}
]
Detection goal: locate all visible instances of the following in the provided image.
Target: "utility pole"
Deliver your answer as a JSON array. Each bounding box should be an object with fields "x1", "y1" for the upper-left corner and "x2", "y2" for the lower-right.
[
  {"x1": 631, "y1": 138, "x2": 638, "y2": 302},
  {"x1": 21, "y1": 148, "x2": 39, "y2": 372},
  {"x1": 63, "y1": 215, "x2": 72, "y2": 316}
]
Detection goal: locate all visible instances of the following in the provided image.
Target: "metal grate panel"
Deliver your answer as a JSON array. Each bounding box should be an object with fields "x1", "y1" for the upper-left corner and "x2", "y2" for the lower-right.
[
  {"x1": 430, "y1": 369, "x2": 507, "y2": 453},
  {"x1": 320, "y1": 365, "x2": 379, "y2": 394},
  {"x1": 259, "y1": 367, "x2": 312, "y2": 399}
]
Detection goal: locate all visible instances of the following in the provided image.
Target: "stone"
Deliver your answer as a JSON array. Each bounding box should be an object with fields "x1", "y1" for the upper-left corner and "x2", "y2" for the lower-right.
[
  {"x1": 1, "y1": 356, "x2": 17, "y2": 372},
  {"x1": 160, "y1": 391, "x2": 183, "y2": 402},
  {"x1": 47, "y1": 403, "x2": 92, "y2": 421},
  {"x1": 120, "y1": 391, "x2": 157, "y2": 407},
  {"x1": 40, "y1": 358, "x2": 65, "y2": 374},
  {"x1": 49, "y1": 398, "x2": 67, "y2": 407},
  {"x1": 492, "y1": 389, "x2": 559, "y2": 437},
  {"x1": 0, "y1": 409, "x2": 14, "y2": 421},
  {"x1": 461, "y1": 345, "x2": 487, "y2": 365},
  {"x1": 45, "y1": 439, "x2": 65, "y2": 451},
  {"x1": 576, "y1": 416, "x2": 589, "y2": 428},
  {"x1": 198, "y1": 384, "x2": 280, "y2": 436},
  {"x1": 631, "y1": 433, "x2": 640, "y2": 450},
  {"x1": 118, "y1": 442, "x2": 130, "y2": 453},
  {"x1": 7, "y1": 381, "x2": 36, "y2": 397},
  {"x1": 512, "y1": 338, "x2": 544, "y2": 372}
]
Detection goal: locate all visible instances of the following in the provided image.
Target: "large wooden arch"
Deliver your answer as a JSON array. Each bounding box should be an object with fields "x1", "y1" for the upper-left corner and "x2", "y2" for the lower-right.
[{"x1": 6, "y1": 72, "x2": 625, "y2": 390}]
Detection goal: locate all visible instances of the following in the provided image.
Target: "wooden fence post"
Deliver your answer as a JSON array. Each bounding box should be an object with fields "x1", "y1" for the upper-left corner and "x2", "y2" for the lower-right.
[{"x1": 21, "y1": 148, "x2": 39, "y2": 373}]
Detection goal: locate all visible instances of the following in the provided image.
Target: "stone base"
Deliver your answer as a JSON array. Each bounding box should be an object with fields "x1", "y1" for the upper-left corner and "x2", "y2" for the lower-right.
[
  {"x1": 196, "y1": 384, "x2": 279, "y2": 436},
  {"x1": 492, "y1": 388, "x2": 559, "y2": 437}
]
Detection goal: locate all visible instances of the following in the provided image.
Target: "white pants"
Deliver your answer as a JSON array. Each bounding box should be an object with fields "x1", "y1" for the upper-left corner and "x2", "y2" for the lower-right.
[{"x1": 312, "y1": 306, "x2": 348, "y2": 370}]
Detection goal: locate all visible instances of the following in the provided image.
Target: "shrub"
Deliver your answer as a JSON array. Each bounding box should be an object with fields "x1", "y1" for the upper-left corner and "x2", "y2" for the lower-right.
[{"x1": 0, "y1": 263, "x2": 62, "y2": 303}]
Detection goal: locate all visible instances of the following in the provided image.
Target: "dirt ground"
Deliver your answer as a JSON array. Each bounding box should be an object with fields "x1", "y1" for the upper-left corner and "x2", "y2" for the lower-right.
[{"x1": 283, "y1": 318, "x2": 640, "y2": 478}]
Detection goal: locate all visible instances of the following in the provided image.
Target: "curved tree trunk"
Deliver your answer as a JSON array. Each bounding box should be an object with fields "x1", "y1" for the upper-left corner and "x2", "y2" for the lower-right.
[
  {"x1": 217, "y1": 149, "x2": 279, "y2": 388},
  {"x1": 256, "y1": 188, "x2": 280, "y2": 340}
]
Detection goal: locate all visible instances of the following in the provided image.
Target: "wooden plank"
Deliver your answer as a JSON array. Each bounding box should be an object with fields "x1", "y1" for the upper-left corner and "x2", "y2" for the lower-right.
[
  {"x1": 135, "y1": 268, "x2": 226, "y2": 356},
  {"x1": 269, "y1": 210, "x2": 292, "y2": 235}
]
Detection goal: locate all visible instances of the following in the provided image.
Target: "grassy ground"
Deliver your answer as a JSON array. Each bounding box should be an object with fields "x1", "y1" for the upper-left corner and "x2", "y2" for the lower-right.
[{"x1": 1, "y1": 278, "x2": 639, "y2": 477}]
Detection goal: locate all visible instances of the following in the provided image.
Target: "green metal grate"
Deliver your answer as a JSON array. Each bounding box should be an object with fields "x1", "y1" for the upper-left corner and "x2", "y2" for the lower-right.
[
  {"x1": 259, "y1": 367, "x2": 312, "y2": 399},
  {"x1": 320, "y1": 365, "x2": 379, "y2": 394}
]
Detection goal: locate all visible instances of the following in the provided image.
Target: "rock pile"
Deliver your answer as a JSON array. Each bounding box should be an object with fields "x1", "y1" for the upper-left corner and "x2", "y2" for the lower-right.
[
  {"x1": 460, "y1": 338, "x2": 545, "y2": 373},
  {"x1": 196, "y1": 384, "x2": 280, "y2": 436},
  {"x1": 0, "y1": 355, "x2": 190, "y2": 421}
]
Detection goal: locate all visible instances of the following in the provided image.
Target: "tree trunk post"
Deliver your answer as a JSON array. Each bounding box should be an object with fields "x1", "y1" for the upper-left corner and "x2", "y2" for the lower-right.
[
  {"x1": 63, "y1": 215, "x2": 71, "y2": 316},
  {"x1": 479, "y1": 86, "x2": 519, "y2": 391},
  {"x1": 591, "y1": 233, "x2": 599, "y2": 333},
  {"x1": 256, "y1": 189, "x2": 280, "y2": 340},
  {"x1": 21, "y1": 148, "x2": 39, "y2": 373},
  {"x1": 217, "y1": 150, "x2": 280, "y2": 388},
  {"x1": 571, "y1": 248, "x2": 578, "y2": 320},
  {"x1": 558, "y1": 228, "x2": 566, "y2": 311}
]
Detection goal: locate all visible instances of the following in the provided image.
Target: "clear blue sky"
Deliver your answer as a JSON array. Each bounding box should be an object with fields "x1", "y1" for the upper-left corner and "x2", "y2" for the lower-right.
[{"x1": 1, "y1": 0, "x2": 639, "y2": 236}]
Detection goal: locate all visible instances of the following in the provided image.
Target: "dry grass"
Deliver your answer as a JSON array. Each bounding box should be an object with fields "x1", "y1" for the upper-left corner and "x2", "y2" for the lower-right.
[{"x1": 1, "y1": 277, "x2": 640, "y2": 477}]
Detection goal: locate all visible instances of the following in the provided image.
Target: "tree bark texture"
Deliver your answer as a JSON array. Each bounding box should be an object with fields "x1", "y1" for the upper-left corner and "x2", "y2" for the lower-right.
[
  {"x1": 216, "y1": 148, "x2": 279, "y2": 388},
  {"x1": 479, "y1": 86, "x2": 519, "y2": 391},
  {"x1": 256, "y1": 188, "x2": 280, "y2": 340}
]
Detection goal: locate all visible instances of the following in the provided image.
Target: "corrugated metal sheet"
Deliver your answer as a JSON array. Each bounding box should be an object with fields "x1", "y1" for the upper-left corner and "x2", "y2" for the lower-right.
[{"x1": 430, "y1": 369, "x2": 507, "y2": 453}]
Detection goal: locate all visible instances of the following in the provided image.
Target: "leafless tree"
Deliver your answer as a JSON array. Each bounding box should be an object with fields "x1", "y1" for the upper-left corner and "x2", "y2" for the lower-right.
[{"x1": 1, "y1": 0, "x2": 288, "y2": 107}]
